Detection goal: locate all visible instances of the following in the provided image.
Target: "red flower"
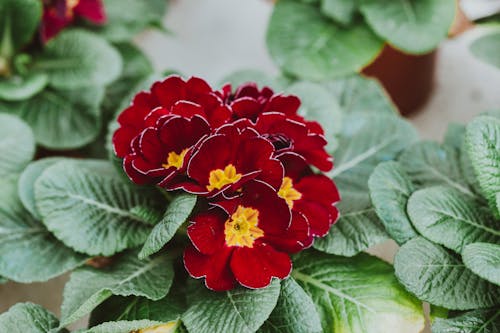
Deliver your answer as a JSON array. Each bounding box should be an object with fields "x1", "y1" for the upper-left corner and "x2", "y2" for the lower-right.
[
  {"x1": 171, "y1": 124, "x2": 284, "y2": 196},
  {"x1": 123, "y1": 115, "x2": 211, "y2": 186},
  {"x1": 113, "y1": 76, "x2": 232, "y2": 159},
  {"x1": 278, "y1": 153, "x2": 340, "y2": 237},
  {"x1": 41, "y1": 0, "x2": 106, "y2": 42},
  {"x1": 253, "y1": 112, "x2": 333, "y2": 171},
  {"x1": 184, "y1": 180, "x2": 311, "y2": 290}
]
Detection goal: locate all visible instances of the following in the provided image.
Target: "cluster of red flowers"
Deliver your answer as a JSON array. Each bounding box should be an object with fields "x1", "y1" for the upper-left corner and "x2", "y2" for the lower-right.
[
  {"x1": 41, "y1": 0, "x2": 106, "y2": 42},
  {"x1": 113, "y1": 76, "x2": 340, "y2": 291}
]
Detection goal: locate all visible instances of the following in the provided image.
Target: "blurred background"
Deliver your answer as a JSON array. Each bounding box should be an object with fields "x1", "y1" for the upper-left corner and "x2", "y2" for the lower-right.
[{"x1": 2, "y1": 0, "x2": 500, "y2": 330}]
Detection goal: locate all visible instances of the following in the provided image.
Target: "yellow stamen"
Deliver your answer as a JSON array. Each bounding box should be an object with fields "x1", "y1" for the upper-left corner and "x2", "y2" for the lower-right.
[
  {"x1": 162, "y1": 148, "x2": 188, "y2": 170},
  {"x1": 224, "y1": 206, "x2": 264, "y2": 248},
  {"x1": 207, "y1": 164, "x2": 242, "y2": 191},
  {"x1": 133, "y1": 322, "x2": 178, "y2": 333},
  {"x1": 278, "y1": 177, "x2": 302, "y2": 208},
  {"x1": 65, "y1": 0, "x2": 80, "y2": 17}
]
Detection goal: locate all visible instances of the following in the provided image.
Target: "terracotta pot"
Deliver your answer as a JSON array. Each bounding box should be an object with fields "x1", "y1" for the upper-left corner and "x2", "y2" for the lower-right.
[
  {"x1": 361, "y1": 45, "x2": 437, "y2": 116},
  {"x1": 360, "y1": 2, "x2": 472, "y2": 117}
]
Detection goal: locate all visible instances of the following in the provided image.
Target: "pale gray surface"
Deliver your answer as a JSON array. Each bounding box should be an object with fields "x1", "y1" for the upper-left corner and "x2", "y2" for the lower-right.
[{"x1": 3, "y1": 0, "x2": 500, "y2": 331}]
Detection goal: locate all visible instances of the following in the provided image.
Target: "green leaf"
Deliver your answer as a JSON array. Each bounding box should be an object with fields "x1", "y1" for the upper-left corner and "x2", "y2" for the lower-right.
[
  {"x1": 139, "y1": 194, "x2": 197, "y2": 259},
  {"x1": 0, "y1": 113, "x2": 35, "y2": 178},
  {"x1": 182, "y1": 280, "x2": 280, "y2": 333},
  {"x1": 444, "y1": 123, "x2": 466, "y2": 150},
  {"x1": 258, "y1": 278, "x2": 322, "y2": 333},
  {"x1": 394, "y1": 237, "x2": 500, "y2": 310},
  {"x1": 218, "y1": 69, "x2": 291, "y2": 91},
  {"x1": 81, "y1": 320, "x2": 178, "y2": 333},
  {"x1": 89, "y1": 292, "x2": 185, "y2": 326},
  {"x1": 0, "y1": 303, "x2": 64, "y2": 333},
  {"x1": 408, "y1": 186, "x2": 500, "y2": 253},
  {"x1": 432, "y1": 308, "x2": 500, "y2": 333},
  {"x1": 314, "y1": 112, "x2": 417, "y2": 255},
  {"x1": 470, "y1": 31, "x2": 500, "y2": 69},
  {"x1": 0, "y1": 73, "x2": 48, "y2": 101},
  {"x1": 462, "y1": 242, "x2": 500, "y2": 286},
  {"x1": 0, "y1": 180, "x2": 86, "y2": 283},
  {"x1": 0, "y1": 276, "x2": 6, "y2": 284},
  {"x1": 266, "y1": 0, "x2": 383, "y2": 80},
  {"x1": 313, "y1": 206, "x2": 388, "y2": 256},
  {"x1": 102, "y1": 42, "x2": 153, "y2": 117},
  {"x1": 0, "y1": 0, "x2": 42, "y2": 54},
  {"x1": 18, "y1": 157, "x2": 64, "y2": 220},
  {"x1": 358, "y1": 0, "x2": 456, "y2": 54},
  {"x1": 399, "y1": 141, "x2": 475, "y2": 196},
  {"x1": 320, "y1": 0, "x2": 356, "y2": 26},
  {"x1": 3, "y1": 86, "x2": 104, "y2": 149},
  {"x1": 293, "y1": 251, "x2": 425, "y2": 333},
  {"x1": 34, "y1": 29, "x2": 122, "y2": 89},
  {"x1": 327, "y1": 75, "x2": 397, "y2": 115},
  {"x1": 61, "y1": 251, "x2": 174, "y2": 327},
  {"x1": 35, "y1": 160, "x2": 163, "y2": 256},
  {"x1": 96, "y1": 0, "x2": 167, "y2": 42},
  {"x1": 286, "y1": 81, "x2": 342, "y2": 151},
  {"x1": 368, "y1": 161, "x2": 418, "y2": 244},
  {"x1": 466, "y1": 116, "x2": 500, "y2": 217}
]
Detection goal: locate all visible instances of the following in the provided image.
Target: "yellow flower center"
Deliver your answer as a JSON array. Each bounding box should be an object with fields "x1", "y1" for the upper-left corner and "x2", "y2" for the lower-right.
[
  {"x1": 278, "y1": 177, "x2": 302, "y2": 208},
  {"x1": 65, "y1": 0, "x2": 80, "y2": 17},
  {"x1": 133, "y1": 322, "x2": 178, "y2": 333},
  {"x1": 224, "y1": 205, "x2": 264, "y2": 248},
  {"x1": 207, "y1": 164, "x2": 242, "y2": 191},
  {"x1": 162, "y1": 148, "x2": 188, "y2": 170}
]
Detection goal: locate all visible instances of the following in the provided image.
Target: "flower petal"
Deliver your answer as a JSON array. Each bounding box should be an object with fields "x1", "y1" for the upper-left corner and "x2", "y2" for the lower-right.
[{"x1": 230, "y1": 244, "x2": 291, "y2": 289}]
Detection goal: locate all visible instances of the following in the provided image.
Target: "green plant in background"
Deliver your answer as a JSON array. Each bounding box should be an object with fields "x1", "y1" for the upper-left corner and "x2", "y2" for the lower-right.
[
  {"x1": 266, "y1": 0, "x2": 456, "y2": 80},
  {"x1": 0, "y1": 0, "x2": 166, "y2": 151},
  {"x1": 368, "y1": 112, "x2": 500, "y2": 331}
]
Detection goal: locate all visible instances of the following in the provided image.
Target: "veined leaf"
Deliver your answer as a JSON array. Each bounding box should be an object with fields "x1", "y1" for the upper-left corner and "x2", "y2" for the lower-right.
[
  {"x1": 358, "y1": 0, "x2": 456, "y2": 54},
  {"x1": 399, "y1": 141, "x2": 474, "y2": 196},
  {"x1": 368, "y1": 161, "x2": 418, "y2": 245},
  {"x1": 0, "y1": 73, "x2": 48, "y2": 101},
  {"x1": 258, "y1": 278, "x2": 322, "y2": 333},
  {"x1": 314, "y1": 112, "x2": 417, "y2": 255},
  {"x1": 266, "y1": 0, "x2": 383, "y2": 80},
  {"x1": 182, "y1": 280, "x2": 280, "y2": 333},
  {"x1": 293, "y1": 250, "x2": 425, "y2": 333},
  {"x1": 327, "y1": 75, "x2": 397, "y2": 115},
  {"x1": 89, "y1": 292, "x2": 185, "y2": 327},
  {"x1": 470, "y1": 31, "x2": 500, "y2": 69},
  {"x1": 60, "y1": 251, "x2": 174, "y2": 327},
  {"x1": 432, "y1": 308, "x2": 500, "y2": 333},
  {"x1": 96, "y1": 0, "x2": 167, "y2": 42},
  {"x1": 462, "y1": 242, "x2": 500, "y2": 286},
  {"x1": 80, "y1": 320, "x2": 178, "y2": 333},
  {"x1": 139, "y1": 194, "x2": 197, "y2": 259},
  {"x1": 0, "y1": 113, "x2": 35, "y2": 178},
  {"x1": 320, "y1": 0, "x2": 356, "y2": 26},
  {"x1": 0, "y1": 303, "x2": 63, "y2": 333},
  {"x1": 313, "y1": 205, "x2": 388, "y2": 256},
  {"x1": 18, "y1": 157, "x2": 64, "y2": 220},
  {"x1": 34, "y1": 29, "x2": 122, "y2": 89},
  {"x1": 102, "y1": 42, "x2": 153, "y2": 117},
  {"x1": 394, "y1": 237, "x2": 500, "y2": 310},
  {"x1": 0, "y1": 180, "x2": 86, "y2": 283},
  {"x1": 0, "y1": 0, "x2": 42, "y2": 52},
  {"x1": 3, "y1": 87, "x2": 104, "y2": 149},
  {"x1": 407, "y1": 186, "x2": 500, "y2": 253},
  {"x1": 35, "y1": 160, "x2": 164, "y2": 256},
  {"x1": 466, "y1": 115, "x2": 500, "y2": 217}
]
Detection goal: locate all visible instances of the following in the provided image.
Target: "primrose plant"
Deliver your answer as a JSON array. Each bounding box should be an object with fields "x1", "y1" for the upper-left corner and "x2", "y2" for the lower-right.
[{"x1": 0, "y1": 71, "x2": 435, "y2": 333}]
